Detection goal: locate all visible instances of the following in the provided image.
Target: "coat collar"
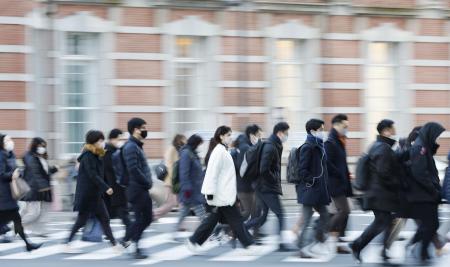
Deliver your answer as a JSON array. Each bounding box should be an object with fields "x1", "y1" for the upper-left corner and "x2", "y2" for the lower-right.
[
  {"x1": 129, "y1": 136, "x2": 144, "y2": 148},
  {"x1": 377, "y1": 135, "x2": 396, "y2": 147}
]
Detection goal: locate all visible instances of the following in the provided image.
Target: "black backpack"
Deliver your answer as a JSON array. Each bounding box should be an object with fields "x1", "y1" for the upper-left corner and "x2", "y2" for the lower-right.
[
  {"x1": 154, "y1": 162, "x2": 168, "y2": 181},
  {"x1": 112, "y1": 148, "x2": 129, "y2": 188},
  {"x1": 239, "y1": 141, "x2": 266, "y2": 181},
  {"x1": 286, "y1": 145, "x2": 304, "y2": 184},
  {"x1": 354, "y1": 153, "x2": 371, "y2": 191},
  {"x1": 171, "y1": 149, "x2": 195, "y2": 194}
]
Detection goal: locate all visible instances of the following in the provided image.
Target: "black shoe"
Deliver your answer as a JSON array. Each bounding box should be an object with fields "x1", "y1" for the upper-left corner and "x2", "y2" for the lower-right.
[
  {"x1": 121, "y1": 240, "x2": 131, "y2": 249},
  {"x1": 134, "y1": 249, "x2": 148, "y2": 260},
  {"x1": 349, "y1": 242, "x2": 362, "y2": 263},
  {"x1": 26, "y1": 242, "x2": 43, "y2": 252},
  {"x1": 381, "y1": 248, "x2": 391, "y2": 262}
]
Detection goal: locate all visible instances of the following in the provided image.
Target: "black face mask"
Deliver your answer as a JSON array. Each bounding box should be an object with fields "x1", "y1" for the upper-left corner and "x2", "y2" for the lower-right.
[{"x1": 140, "y1": 130, "x2": 148, "y2": 139}]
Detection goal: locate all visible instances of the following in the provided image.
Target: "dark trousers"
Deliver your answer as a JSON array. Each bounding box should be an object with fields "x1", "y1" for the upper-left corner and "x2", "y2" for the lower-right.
[
  {"x1": 245, "y1": 191, "x2": 284, "y2": 236},
  {"x1": 0, "y1": 209, "x2": 31, "y2": 246},
  {"x1": 112, "y1": 205, "x2": 131, "y2": 232},
  {"x1": 329, "y1": 195, "x2": 350, "y2": 234},
  {"x1": 353, "y1": 210, "x2": 394, "y2": 251},
  {"x1": 190, "y1": 204, "x2": 254, "y2": 248},
  {"x1": 409, "y1": 203, "x2": 439, "y2": 260},
  {"x1": 68, "y1": 200, "x2": 116, "y2": 245},
  {"x1": 238, "y1": 192, "x2": 259, "y2": 221},
  {"x1": 297, "y1": 205, "x2": 330, "y2": 249},
  {"x1": 124, "y1": 192, "x2": 152, "y2": 245}
]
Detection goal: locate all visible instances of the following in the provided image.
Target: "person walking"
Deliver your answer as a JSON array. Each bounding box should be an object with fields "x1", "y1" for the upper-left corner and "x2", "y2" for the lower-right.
[
  {"x1": 245, "y1": 122, "x2": 292, "y2": 251},
  {"x1": 104, "y1": 129, "x2": 130, "y2": 232},
  {"x1": 325, "y1": 114, "x2": 352, "y2": 254},
  {"x1": 20, "y1": 137, "x2": 58, "y2": 237},
  {"x1": 186, "y1": 126, "x2": 256, "y2": 254},
  {"x1": 121, "y1": 118, "x2": 153, "y2": 259},
  {"x1": 296, "y1": 119, "x2": 331, "y2": 258},
  {"x1": 350, "y1": 119, "x2": 403, "y2": 263},
  {"x1": 0, "y1": 134, "x2": 42, "y2": 252},
  {"x1": 65, "y1": 130, "x2": 120, "y2": 254},
  {"x1": 175, "y1": 134, "x2": 206, "y2": 238}
]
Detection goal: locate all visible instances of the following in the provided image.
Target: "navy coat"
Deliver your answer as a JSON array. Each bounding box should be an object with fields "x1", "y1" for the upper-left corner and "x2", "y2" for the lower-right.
[
  {"x1": 0, "y1": 150, "x2": 18, "y2": 211},
  {"x1": 255, "y1": 134, "x2": 283, "y2": 195},
  {"x1": 178, "y1": 145, "x2": 205, "y2": 205}
]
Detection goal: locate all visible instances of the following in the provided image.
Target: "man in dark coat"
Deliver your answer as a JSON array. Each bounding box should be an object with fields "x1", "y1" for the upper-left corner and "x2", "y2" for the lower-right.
[
  {"x1": 296, "y1": 119, "x2": 331, "y2": 258},
  {"x1": 122, "y1": 118, "x2": 153, "y2": 259},
  {"x1": 325, "y1": 114, "x2": 352, "y2": 253},
  {"x1": 350, "y1": 119, "x2": 403, "y2": 263},
  {"x1": 245, "y1": 122, "x2": 291, "y2": 251},
  {"x1": 104, "y1": 129, "x2": 130, "y2": 232}
]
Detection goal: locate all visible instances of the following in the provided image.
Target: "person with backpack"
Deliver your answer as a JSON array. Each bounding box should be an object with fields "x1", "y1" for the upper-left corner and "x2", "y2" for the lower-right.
[
  {"x1": 174, "y1": 134, "x2": 206, "y2": 238},
  {"x1": 296, "y1": 119, "x2": 331, "y2": 258},
  {"x1": 0, "y1": 134, "x2": 42, "y2": 252},
  {"x1": 65, "y1": 130, "x2": 121, "y2": 254},
  {"x1": 350, "y1": 119, "x2": 404, "y2": 263},
  {"x1": 403, "y1": 122, "x2": 445, "y2": 264},
  {"x1": 324, "y1": 114, "x2": 352, "y2": 254},
  {"x1": 244, "y1": 122, "x2": 292, "y2": 251},
  {"x1": 104, "y1": 129, "x2": 130, "y2": 232},
  {"x1": 186, "y1": 126, "x2": 257, "y2": 255},
  {"x1": 121, "y1": 118, "x2": 153, "y2": 259}
]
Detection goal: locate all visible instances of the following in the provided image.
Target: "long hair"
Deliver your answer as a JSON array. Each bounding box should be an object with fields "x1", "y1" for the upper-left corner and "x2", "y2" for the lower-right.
[
  {"x1": 29, "y1": 137, "x2": 48, "y2": 159},
  {"x1": 172, "y1": 134, "x2": 186, "y2": 151},
  {"x1": 204, "y1": 126, "x2": 232, "y2": 167}
]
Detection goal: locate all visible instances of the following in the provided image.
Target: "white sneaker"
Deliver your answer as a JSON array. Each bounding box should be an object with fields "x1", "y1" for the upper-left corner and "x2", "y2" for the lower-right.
[
  {"x1": 63, "y1": 243, "x2": 82, "y2": 254},
  {"x1": 112, "y1": 245, "x2": 124, "y2": 255},
  {"x1": 309, "y1": 242, "x2": 330, "y2": 256},
  {"x1": 185, "y1": 239, "x2": 203, "y2": 255},
  {"x1": 239, "y1": 245, "x2": 261, "y2": 256}
]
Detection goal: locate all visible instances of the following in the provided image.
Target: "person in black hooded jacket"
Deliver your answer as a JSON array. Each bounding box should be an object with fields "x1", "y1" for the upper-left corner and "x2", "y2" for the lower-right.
[{"x1": 405, "y1": 122, "x2": 445, "y2": 264}]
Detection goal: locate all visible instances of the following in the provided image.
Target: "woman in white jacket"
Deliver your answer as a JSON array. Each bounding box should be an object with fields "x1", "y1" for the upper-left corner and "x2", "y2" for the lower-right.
[{"x1": 186, "y1": 126, "x2": 255, "y2": 253}]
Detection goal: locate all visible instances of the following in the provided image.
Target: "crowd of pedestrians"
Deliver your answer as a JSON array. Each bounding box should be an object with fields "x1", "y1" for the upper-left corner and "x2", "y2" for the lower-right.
[{"x1": 0, "y1": 115, "x2": 450, "y2": 265}]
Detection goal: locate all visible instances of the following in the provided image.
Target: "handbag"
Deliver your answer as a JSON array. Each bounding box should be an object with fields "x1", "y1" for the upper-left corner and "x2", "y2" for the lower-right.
[{"x1": 10, "y1": 177, "x2": 31, "y2": 200}]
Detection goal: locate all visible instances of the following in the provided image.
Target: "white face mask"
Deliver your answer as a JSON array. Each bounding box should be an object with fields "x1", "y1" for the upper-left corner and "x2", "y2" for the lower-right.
[
  {"x1": 250, "y1": 135, "x2": 259, "y2": 145},
  {"x1": 4, "y1": 141, "x2": 14, "y2": 152},
  {"x1": 37, "y1": 147, "x2": 46, "y2": 155},
  {"x1": 312, "y1": 131, "x2": 325, "y2": 140},
  {"x1": 341, "y1": 128, "x2": 348, "y2": 137},
  {"x1": 116, "y1": 141, "x2": 125, "y2": 149},
  {"x1": 281, "y1": 134, "x2": 288, "y2": 143}
]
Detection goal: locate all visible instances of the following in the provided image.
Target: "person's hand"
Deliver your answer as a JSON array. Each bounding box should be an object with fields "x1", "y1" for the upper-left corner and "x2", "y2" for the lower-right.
[
  {"x1": 12, "y1": 169, "x2": 20, "y2": 180},
  {"x1": 184, "y1": 190, "x2": 192, "y2": 199},
  {"x1": 106, "y1": 188, "x2": 114, "y2": 195},
  {"x1": 207, "y1": 195, "x2": 213, "y2": 201}
]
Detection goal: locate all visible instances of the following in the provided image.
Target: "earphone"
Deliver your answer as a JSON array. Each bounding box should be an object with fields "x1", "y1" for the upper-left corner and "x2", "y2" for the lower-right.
[{"x1": 305, "y1": 136, "x2": 326, "y2": 188}]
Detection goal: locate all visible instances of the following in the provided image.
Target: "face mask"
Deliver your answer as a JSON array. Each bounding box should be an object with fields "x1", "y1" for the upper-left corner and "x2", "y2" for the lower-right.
[
  {"x1": 250, "y1": 135, "x2": 259, "y2": 145},
  {"x1": 4, "y1": 141, "x2": 14, "y2": 152},
  {"x1": 312, "y1": 131, "x2": 325, "y2": 140},
  {"x1": 140, "y1": 130, "x2": 148, "y2": 139},
  {"x1": 102, "y1": 142, "x2": 106, "y2": 149},
  {"x1": 281, "y1": 134, "x2": 288, "y2": 143},
  {"x1": 116, "y1": 141, "x2": 125, "y2": 148},
  {"x1": 37, "y1": 147, "x2": 46, "y2": 155},
  {"x1": 341, "y1": 128, "x2": 348, "y2": 137}
]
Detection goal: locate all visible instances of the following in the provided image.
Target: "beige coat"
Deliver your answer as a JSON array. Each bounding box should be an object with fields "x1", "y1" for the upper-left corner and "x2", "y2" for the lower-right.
[{"x1": 164, "y1": 146, "x2": 179, "y2": 187}]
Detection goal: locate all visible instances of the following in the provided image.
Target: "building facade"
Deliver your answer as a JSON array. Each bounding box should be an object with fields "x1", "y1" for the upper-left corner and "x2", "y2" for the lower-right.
[{"x1": 1, "y1": 0, "x2": 450, "y2": 160}]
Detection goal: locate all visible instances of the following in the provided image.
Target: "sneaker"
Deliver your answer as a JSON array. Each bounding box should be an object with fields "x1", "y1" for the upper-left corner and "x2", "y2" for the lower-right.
[
  {"x1": 185, "y1": 239, "x2": 203, "y2": 256},
  {"x1": 112, "y1": 245, "x2": 124, "y2": 255},
  {"x1": 239, "y1": 245, "x2": 260, "y2": 256},
  {"x1": 308, "y1": 242, "x2": 330, "y2": 256},
  {"x1": 121, "y1": 240, "x2": 132, "y2": 249},
  {"x1": 298, "y1": 246, "x2": 317, "y2": 259},
  {"x1": 337, "y1": 245, "x2": 352, "y2": 254},
  {"x1": 278, "y1": 243, "x2": 296, "y2": 252},
  {"x1": 26, "y1": 242, "x2": 43, "y2": 252},
  {"x1": 63, "y1": 243, "x2": 82, "y2": 254},
  {"x1": 0, "y1": 236, "x2": 12, "y2": 243}
]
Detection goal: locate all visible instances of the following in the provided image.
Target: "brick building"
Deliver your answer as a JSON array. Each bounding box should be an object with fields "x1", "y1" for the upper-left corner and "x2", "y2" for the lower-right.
[{"x1": 1, "y1": 0, "x2": 450, "y2": 160}]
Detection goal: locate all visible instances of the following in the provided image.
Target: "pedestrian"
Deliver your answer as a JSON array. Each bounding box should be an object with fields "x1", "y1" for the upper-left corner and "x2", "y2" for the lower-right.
[
  {"x1": 20, "y1": 137, "x2": 58, "y2": 237},
  {"x1": 186, "y1": 126, "x2": 257, "y2": 255},
  {"x1": 404, "y1": 122, "x2": 445, "y2": 264},
  {"x1": 296, "y1": 119, "x2": 331, "y2": 258},
  {"x1": 121, "y1": 118, "x2": 153, "y2": 259},
  {"x1": 175, "y1": 134, "x2": 206, "y2": 238},
  {"x1": 325, "y1": 114, "x2": 352, "y2": 254},
  {"x1": 104, "y1": 129, "x2": 130, "y2": 232},
  {"x1": 245, "y1": 122, "x2": 292, "y2": 251},
  {"x1": 350, "y1": 119, "x2": 404, "y2": 263},
  {"x1": 0, "y1": 134, "x2": 42, "y2": 252}
]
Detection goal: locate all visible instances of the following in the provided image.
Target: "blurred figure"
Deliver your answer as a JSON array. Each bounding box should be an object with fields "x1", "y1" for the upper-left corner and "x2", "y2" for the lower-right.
[
  {"x1": 0, "y1": 134, "x2": 42, "y2": 252},
  {"x1": 104, "y1": 129, "x2": 130, "y2": 232},
  {"x1": 296, "y1": 119, "x2": 331, "y2": 258},
  {"x1": 175, "y1": 134, "x2": 206, "y2": 238},
  {"x1": 350, "y1": 120, "x2": 403, "y2": 263},
  {"x1": 186, "y1": 126, "x2": 256, "y2": 255},
  {"x1": 405, "y1": 122, "x2": 445, "y2": 264},
  {"x1": 122, "y1": 118, "x2": 153, "y2": 259},
  {"x1": 65, "y1": 130, "x2": 120, "y2": 254},
  {"x1": 245, "y1": 122, "x2": 291, "y2": 251},
  {"x1": 325, "y1": 114, "x2": 352, "y2": 254},
  {"x1": 20, "y1": 137, "x2": 58, "y2": 237}
]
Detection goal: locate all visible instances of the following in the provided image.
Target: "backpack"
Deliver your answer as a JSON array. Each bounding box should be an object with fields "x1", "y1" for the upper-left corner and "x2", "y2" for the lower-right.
[
  {"x1": 239, "y1": 141, "x2": 266, "y2": 181},
  {"x1": 171, "y1": 149, "x2": 195, "y2": 194},
  {"x1": 229, "y1": 148, "x2": 241, "y2": 175},
  {"x1": 286, "y1": 145, "x2": 304, "y2": 184},
  {"x1": 354, "y1": 153, "x2": 371, "y2": 191},
  {"x1": 154, "y1": 162, "x2": 168, "y2": 181},
  {"x1": 112, "y1": 148, "x2": 129, "y2": 188}
]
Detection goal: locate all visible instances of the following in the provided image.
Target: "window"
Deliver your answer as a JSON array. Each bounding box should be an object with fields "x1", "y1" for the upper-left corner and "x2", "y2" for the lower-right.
[
  {"x1": 173, "y1": 36, "x2": 205, "y2": 134},
  {"x1": 62, "y1": 33, "x2": 98, "y2": 154},
  {"x1": 366, "y1": 42, "x2": 397, "y2": 140},
  {"x1": 273, "y1": 40, "x2": 303, "y2": 131}
]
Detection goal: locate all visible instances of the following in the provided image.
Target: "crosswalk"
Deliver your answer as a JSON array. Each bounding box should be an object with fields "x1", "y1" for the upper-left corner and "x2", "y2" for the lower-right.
[{"x1": 0, "y1": 224, "x2": 447, "y2": 266}]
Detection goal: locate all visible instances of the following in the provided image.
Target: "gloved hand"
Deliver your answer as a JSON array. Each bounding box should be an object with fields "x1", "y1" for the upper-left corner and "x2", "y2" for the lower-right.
[{"x1": 207, "y1": 195, "x2": 214, "y2": 201}]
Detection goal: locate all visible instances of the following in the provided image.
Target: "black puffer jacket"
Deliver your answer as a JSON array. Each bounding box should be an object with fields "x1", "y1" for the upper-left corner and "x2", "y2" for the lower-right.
[
  {"x1": 235, "y1": 134, "x2": 253, "y2": 193},
  {"x1": 104, "y1": 143, "x2": 127, "y2": 208},
  {"x1": 0, "y1": 150, "x2": 18, "y2": 211},
  {"x1": 255, "y1": 134, "x2": 283, "y2": 195},
  {"x1": 22, "y1": 152, "x2": 57, "y2": 202}
]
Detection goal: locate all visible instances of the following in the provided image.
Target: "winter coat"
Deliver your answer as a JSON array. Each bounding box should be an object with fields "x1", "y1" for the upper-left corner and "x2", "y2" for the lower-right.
[
  {"x1": 73, "y1": 146, "x2": 109, "y2": 212},
  {"x1": 296, "y1": 134, "x2": 331, "y2": 206},
  {"x1": 325, "y1": 128, "x2": 352, "y2": 198},
  {"x1": 201, "y1": 144, "x2": 237, "y2": 207},
  {"x1": 22, "y1": 152, "x2": 57, "y2": 202},
  {"x1": 255, "y1": 134, "x2": 283, "y2": 195},
  {"x1": 178, "y1": 145, "x2": 205, "y2": 205},
  {"x1": 104, "y1": 143, "x2": 127, "y2": 208},
  {"x1": 0, "y1": 150, "x2": 18, "y2": 211},
  {"x1": 407, "y1": 122, "x2": 445, "y2": 204},
  {"x1": 235, "y1": 134, "x2": 254, "y2": 193},
  {"x1": 122, "y1": 136, "x2": 153, "y2": 203},
  {"x1": 164, "y1": 145, "x2": 179, "y2": 187},
  {"x1": 362, "y1": 135, "x2": 402, "y2": 212},
  {"x1": 442, "y1": 152, "x2": 450, "y2": 202}
]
